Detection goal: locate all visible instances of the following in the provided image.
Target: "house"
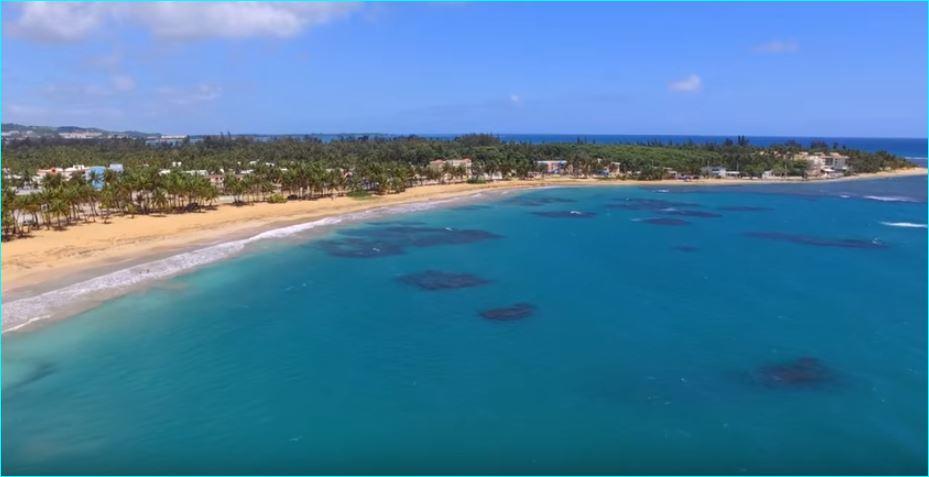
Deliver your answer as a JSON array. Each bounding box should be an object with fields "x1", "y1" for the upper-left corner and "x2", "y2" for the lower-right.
[
  {"x1": 428, "y1": 158, "x2": 472, "y2": 182},
  {"x1": 701, "y1": 166, "x2": 727, "y2": 178},
  {"x1": 824, "y1": 152, "x2": 849, "y2": 171},
  {"x1": 536, "y1": 160, "x2": 567, "y2": 175},
  {"x1": 794, "y1": 151, "x2": 848, "y2": 177},
  {"x1": 63, "y1": 164, "x2": 88, "y2": 179},
  {"x1": 447, "y1": 158, "x2": 472, "y2": 174}
]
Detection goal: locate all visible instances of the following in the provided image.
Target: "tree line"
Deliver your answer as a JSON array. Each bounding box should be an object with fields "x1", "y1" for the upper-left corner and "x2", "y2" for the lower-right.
[{"x1": 1, "y1": 134, "x2": 914, "y2": 240}]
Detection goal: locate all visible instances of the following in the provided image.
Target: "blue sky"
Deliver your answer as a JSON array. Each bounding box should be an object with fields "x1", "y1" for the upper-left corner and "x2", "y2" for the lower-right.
[{"x1": 2, "y1": 2, "x2": 926, "y2": 137}]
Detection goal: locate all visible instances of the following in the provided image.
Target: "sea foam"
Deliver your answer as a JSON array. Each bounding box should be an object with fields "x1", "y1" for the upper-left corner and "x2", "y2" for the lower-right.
[
  {"x1": 880, "y1": 221, "x2": 928, "y2": 229},
  {"x1": 863, "y1": 195, "x2": 920, "y2": 203}
]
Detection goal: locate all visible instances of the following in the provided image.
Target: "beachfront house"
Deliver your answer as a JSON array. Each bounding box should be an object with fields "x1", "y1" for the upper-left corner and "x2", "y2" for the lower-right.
[
  {"x1": 536, "y1": 160, "x2": 567, "y2": 175},
  {"x1": 428, "y1": 158, "x2": 472, "y2": 182},
  {"x1": 824, "y1": 152, "x2": 849, "y2": 172},
  {"x1": 701, "y1": 166, "x2": 727, "y2": 178},
  {"x1": 793, "y1": 151, "x2": 849, "y2": 177}
]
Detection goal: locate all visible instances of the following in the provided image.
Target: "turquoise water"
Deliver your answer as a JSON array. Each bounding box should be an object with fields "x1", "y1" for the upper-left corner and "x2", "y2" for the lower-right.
[{"x1": 3, "y1": 177, "x2": 927, "y2": 475}]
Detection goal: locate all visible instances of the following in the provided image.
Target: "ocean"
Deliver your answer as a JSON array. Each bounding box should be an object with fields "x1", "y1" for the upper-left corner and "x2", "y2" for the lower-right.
[{"x1": 2, "y1": 175, "x2": 927, "y2": 475}]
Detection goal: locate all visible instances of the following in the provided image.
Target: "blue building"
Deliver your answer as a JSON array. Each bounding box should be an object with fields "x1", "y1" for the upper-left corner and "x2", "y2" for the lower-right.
[{"x1": 83, "y1": 164, "x2": 124, "y2": 190}]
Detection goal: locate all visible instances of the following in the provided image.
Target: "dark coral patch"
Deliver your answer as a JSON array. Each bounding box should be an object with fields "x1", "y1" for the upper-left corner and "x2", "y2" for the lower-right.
[
  {"x1": 507, "y1": 196, "x2": 576, "y2": 207},
  {"x1": 607, "y1": 198, "x2": 702, "y2": 211},
  {"x1": 316, "y1": 225, "x2": 502, "y2": 258},
  {"x1": 672, "y1": 245, "x2": 699, "y2": 252},
  {"x1": 340, "y1": 225, "x2": 501, "y2": 247},
  {"x1": 398, "y1": 270, "x2": 490, "y2": 291},
  {"x1": 750, "y1": 357, "x2": 836, "y2": 389},
  {"x1": 745, "y1": 232, "x2": 886, "y2": 249},
  {"x1": 531, "y1": 210, "x2": 597, "y2": 219},
  {"x1": 480, "y1": 303, "x2": 536, "y2": 321},
  {"x1": 6, "y1": 361, "x2": 56, "y2": 393},
  {"x1": 451, "y1": 204, "x2": 491, "y2": 211},
  {"x1": 316, "y1": 238, "x2": 407, "y2": 258},
  {"x1": 640, "y1": 217, "x2": 690, "y2": 226},
  {"x1": 718, "y1": 206, "x2": 772, "y2": 212},
  {"x1": 660, "y1": 209, "x2": 722, "y2": 218}
]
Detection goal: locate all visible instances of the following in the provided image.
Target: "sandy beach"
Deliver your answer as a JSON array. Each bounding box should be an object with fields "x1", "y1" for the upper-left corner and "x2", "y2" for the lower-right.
[{"x1": 2, "y1": 168, "x2": 925, "y2": 332}]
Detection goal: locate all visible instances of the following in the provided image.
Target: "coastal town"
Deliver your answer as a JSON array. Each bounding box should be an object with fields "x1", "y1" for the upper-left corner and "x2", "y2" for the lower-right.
[
  {"x1": 3, "y1": 146, "x2": 864, "y2": 197},
  {"x1": 1, "y1": 132, "x2": 914, "y2": 240}
]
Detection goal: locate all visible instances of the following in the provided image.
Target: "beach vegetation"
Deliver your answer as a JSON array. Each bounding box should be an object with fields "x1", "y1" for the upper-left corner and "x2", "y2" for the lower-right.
[{"x1": 0, "y1": 134, "x2": 914, "y2": 241}]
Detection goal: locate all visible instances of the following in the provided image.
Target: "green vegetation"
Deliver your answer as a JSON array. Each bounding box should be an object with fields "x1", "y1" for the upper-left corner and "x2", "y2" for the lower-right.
[{"x1": 1, "y1": 134, "x2": 914, "y2": 240}]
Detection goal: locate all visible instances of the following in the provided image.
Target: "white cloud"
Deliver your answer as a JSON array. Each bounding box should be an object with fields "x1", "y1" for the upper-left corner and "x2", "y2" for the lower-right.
[
  {"x1": 5, "y1": 2, "x2": 359, "y2": 42},
  {"x1": 111, "y1": 75, "x2": 136, "y2": 92},
  {"x1": 753, "y1": 39, "x2": 799, "y2": 54},
  {"x1": 136, "y1": 3, "x2": 357, "y2": 40},
  {"x1": 509, "y1": 94, "x2": 521, "y2": 104},
  {"x1": 158, "y1": 83, "x2": 223, "y2": 105},
  {"x1": 668, "y1": 74, "x2": 702, "y2": 93},
  {"x1": 6, "y1": 3, "x2": 107, "y2": 42}
]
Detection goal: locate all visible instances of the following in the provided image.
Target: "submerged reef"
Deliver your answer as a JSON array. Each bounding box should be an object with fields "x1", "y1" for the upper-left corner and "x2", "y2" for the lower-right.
[
  {"x1": 745, "y1": 232, "x2": 886, "y2": 249},
  {"x1": 316, "y1": 225, "x2": 502, "y2": 258},
  {"x1": 398, "y1": 270, "x2": 491, "y2": 291},
  {"x1": 479, "y1": 303, "x2": 536, "y2": 321}
]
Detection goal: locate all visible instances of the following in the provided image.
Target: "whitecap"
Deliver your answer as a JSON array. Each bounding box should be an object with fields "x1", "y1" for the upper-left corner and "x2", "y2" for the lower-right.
[
  {"x1": 863, "y1": 195, "x2": 920, "y2": 203},
  {"x1": 880, "y1": 221, "x2": 928, "y2": 229},
  {"x1": 2, "y1": 194, "x2": 473, "y2": 333}
]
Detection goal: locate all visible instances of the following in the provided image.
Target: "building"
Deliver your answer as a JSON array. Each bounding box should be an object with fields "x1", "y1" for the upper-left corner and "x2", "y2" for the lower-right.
[
  {"x1": 701, "y1": 166, "x2": 727, "y2": 178},
  {"x1": 84, "y1": 166, "x2": 107, "y2": 190},
  {"x1": 63, "y1": 164, "x2": 89, "y2": 179},
  {"x1": 793, "y1": 151, "x2": 849, "y2": 177},
  {"x1": 59, "y1": 131, "x2": 103, "y2": 140},
  {"x1": 536, "y1": 160, "x2": 567, "y2": 175},
  {"x1": 428, "y1": 158, "x2": 472, "y2": 182},
  {"x1": 824, "y1": 152, "x2": 849, "y2": 171}
]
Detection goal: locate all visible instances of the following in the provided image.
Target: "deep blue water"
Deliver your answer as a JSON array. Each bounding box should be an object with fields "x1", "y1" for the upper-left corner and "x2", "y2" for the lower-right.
[{"x1": 3, "y1": 176, "x2": 927, "y2": 475}]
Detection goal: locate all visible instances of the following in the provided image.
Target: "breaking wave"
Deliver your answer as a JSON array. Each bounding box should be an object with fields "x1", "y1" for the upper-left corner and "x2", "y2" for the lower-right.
[
  {"x1": 880, "y1": 222, "x2": 928, "y2": 229},
  {"x1": 3, "y1": 195, "x2": 477, "y2": 333},
  {"x1": 862, "y1": 195, "x2": 921, "y2": 203}
]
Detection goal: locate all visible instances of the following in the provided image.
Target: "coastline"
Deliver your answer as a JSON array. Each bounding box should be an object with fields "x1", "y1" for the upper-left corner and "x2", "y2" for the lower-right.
[{"x1": 3, "y1": 168, "x2": 924, "y2": 333}]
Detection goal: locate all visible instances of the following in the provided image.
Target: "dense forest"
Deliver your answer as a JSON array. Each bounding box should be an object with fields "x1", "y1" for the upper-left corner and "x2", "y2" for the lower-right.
[{"x1": 1, "y1": 134, "x2": 914, "y2": 240}]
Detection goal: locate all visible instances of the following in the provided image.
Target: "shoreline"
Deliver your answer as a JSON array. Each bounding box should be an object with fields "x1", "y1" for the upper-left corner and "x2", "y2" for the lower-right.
[{"x1": 3, "y1": 168, "x2": 925, "y2": 333}]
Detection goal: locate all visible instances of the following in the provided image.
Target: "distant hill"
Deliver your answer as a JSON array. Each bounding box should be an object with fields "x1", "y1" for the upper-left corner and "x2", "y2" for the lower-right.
[{"x1": 1, "y1": 123, "x2": 160, "y2": 139}]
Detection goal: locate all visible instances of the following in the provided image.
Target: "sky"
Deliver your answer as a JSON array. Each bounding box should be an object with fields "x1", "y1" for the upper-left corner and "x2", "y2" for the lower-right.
[{"x1": 2, "y1": 2, "x2": 926, "y2": 137}]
